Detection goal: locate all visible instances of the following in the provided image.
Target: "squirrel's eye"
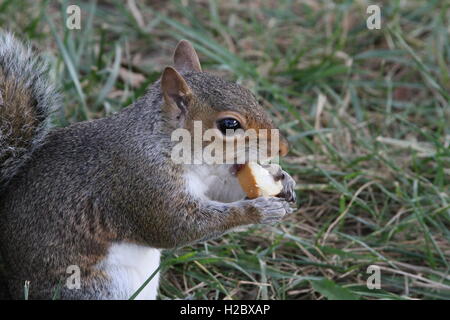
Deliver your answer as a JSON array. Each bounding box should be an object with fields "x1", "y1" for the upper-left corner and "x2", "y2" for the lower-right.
[{"x1": 217, "y1": 118, "x2": 242, "y2": 135}]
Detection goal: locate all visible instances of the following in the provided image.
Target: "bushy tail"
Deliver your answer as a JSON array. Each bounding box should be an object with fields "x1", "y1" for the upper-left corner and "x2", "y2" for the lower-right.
[{"x1": 0, "y1": 32, "x2": 59, "y2": 188}]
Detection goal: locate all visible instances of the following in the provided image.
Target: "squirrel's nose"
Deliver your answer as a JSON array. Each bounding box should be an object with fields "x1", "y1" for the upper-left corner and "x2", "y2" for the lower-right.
[{"x1": 279, "y1": 135, "x2": 289, "y2": 157}]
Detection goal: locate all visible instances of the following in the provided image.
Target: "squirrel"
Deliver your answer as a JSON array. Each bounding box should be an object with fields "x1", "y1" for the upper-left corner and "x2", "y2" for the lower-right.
[{"x1": 0, "y1": 32, "x2": 296, "y2": 300}]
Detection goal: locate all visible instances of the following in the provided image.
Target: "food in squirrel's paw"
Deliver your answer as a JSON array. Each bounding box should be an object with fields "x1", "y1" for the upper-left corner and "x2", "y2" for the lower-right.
[{"x1": 237, "y1": 163, "x2": 283, "y2": 199}]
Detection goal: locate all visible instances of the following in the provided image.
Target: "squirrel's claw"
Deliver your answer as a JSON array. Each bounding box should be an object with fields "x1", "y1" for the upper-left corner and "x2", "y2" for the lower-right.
[
  {"x1": 263, "y1": 164, "x2": 297, "y2": 204},
  {"x1": 245, "y1": 197, "x2": 293, "y2": 225}
]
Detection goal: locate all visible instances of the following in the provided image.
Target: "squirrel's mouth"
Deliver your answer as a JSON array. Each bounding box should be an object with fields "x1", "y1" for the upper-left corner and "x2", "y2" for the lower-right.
[
  {"x1": 229, "y1": 159, "x2": 273, "y2": 176},
  {"x1": 230, "y1": 164, "x2": 245, "y2": 176}
]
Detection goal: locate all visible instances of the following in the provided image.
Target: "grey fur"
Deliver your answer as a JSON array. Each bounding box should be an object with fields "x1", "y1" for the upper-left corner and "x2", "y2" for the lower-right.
[{"x1": 0, "y1": 31, "x2": 59, "y2": 188}]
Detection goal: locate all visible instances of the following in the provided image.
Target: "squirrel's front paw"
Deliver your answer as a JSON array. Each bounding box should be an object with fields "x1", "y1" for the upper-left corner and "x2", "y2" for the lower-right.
[
  {"x1": 263, "y1": 164, "x2": 297, "y2": 203},
  {"x1": 278, "y1": 171, "x2": 296, "y2": 203},
  {"x1": 247, "y1": 197, "x2": 294, "y2": 224}
]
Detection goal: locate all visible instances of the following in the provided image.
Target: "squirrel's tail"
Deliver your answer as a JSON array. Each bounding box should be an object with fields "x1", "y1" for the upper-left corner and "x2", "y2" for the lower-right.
[{"x1": 0, "y1": 32, "x2": 59, "y2": 188}]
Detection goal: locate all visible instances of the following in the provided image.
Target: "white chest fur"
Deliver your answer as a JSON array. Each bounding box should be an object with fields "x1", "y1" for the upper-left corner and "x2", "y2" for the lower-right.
[
  {"x1": 183, "y1": 164, "x2": 245, "y2": 202},
  {"x1": 98, "y1": 242, "x2": 161, "y2": 300}
]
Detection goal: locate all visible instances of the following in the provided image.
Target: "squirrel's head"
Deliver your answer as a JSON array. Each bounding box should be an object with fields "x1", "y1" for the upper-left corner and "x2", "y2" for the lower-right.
[{"x1": 161, "y1": 40, "x2": 288, "y2": 164}]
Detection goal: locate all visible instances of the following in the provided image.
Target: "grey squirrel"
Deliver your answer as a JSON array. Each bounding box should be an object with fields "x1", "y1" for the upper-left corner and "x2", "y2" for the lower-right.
[{"x1": 0, "y1": 32, "x2": 296, "y2": 300}]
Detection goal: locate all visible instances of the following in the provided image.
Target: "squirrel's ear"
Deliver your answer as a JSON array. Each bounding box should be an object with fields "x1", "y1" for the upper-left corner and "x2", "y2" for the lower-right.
[
  {"x1": 173, "y1": 40, "x2": 202, "y2": 72},
  {"x1": 161, "y1": 66, "x2": 192, "y2": 118}
]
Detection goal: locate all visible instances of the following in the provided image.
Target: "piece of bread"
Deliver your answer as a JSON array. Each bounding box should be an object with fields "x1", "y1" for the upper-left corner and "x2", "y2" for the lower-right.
[{"x1": 237, "y1": 162, "x2": 283, "y2": 198}]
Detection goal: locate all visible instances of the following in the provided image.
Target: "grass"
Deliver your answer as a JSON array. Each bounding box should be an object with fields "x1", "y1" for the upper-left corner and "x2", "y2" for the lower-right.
[{"x1": 1, "y1": 0, "x2": 449, "y2": 300}]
